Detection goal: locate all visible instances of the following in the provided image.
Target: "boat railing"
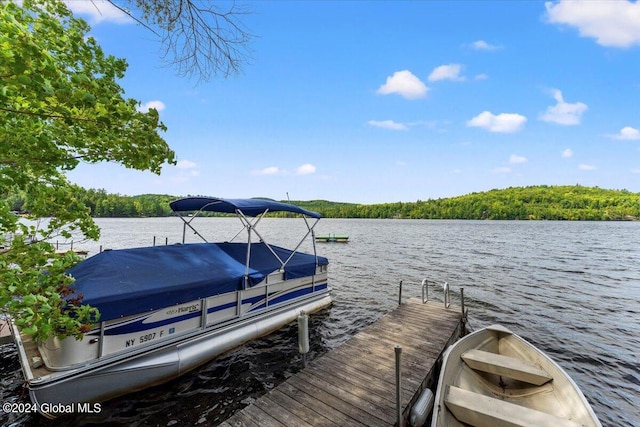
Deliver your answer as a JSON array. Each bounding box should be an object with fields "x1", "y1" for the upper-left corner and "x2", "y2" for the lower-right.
[{"x1": 172, "y1": 200, "x2": 322, "y2": 289}]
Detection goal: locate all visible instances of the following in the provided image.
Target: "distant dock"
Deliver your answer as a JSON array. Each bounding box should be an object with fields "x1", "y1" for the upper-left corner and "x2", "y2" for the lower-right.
[
  {"x1": 219, "y1": 298, "x2": 464, "y2": 426},
  {"x1": 315, "y1": 234, "x2": 349, "y2": 243},
  {"x1": 0, "y1": 317, "x2": 13, "y2": 345}
]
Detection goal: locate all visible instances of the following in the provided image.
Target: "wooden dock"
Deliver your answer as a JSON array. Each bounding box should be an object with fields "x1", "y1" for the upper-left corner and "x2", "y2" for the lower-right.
[
  {"x1": 0, "y1": 317, "x2": 13, "y2": 345},
  {"x1": 219, "y1": 298, "x2": 464, "y2": 427}
]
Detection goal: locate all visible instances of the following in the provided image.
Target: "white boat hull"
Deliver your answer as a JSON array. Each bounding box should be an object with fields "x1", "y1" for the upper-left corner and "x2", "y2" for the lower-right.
[
  {"x1": 17, "y1": 292, "x2": 330, "y2": 419},
  {"x1": 432, "y1": 324, "x2": 601, "y2": 427},
  {"x1": 11, "y1": 197, "x2": 332, "y2": 419}
]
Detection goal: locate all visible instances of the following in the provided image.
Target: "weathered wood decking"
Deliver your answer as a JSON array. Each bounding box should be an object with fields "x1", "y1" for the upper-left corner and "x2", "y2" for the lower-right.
[
  {"x1": 0, "y1": 318, "x2": 12, "y2": 345},
  {"x1": 219, "y1": 298, "x2": 464, "y2": 427}
]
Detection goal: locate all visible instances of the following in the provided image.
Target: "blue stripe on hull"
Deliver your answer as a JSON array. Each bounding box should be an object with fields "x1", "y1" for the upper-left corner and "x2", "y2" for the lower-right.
[
  {"x1": 102, "y1": 311, "x2": 200, "y2": 335},
  {"x1": 249, "y1": 286, "x2": 314, "y2": 312},
  {"x1": 101, "y1": 283, "x2": 328, "y2": 335}
]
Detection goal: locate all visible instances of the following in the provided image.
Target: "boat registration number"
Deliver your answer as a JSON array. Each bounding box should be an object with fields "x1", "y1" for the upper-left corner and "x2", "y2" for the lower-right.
[
  {"x1": 139, "y1": 332, "x2": 156, "y2": 343},
  {"x1": 125, "y1": 331, "x2": 167, "y2": 347}
]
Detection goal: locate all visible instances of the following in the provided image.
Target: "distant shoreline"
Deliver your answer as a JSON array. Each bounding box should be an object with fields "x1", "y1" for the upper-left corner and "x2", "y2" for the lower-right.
[{"x1": 8, "y1": 185, "x2": 640, "y2": 221}]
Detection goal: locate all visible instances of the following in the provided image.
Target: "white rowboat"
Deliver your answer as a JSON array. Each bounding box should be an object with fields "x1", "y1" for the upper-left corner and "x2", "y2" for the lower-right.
[{"x1": 432, "y1": 324, "x2": 601, "y2": 427}]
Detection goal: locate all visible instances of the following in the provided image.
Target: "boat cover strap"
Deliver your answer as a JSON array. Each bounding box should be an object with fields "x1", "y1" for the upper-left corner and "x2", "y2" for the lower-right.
[
  {"x1": 67, "y1": 242, "x2": 328, "y2": 321},
  {"x1": 445, "y1": 386, "x2": 583, "y2": 427}
]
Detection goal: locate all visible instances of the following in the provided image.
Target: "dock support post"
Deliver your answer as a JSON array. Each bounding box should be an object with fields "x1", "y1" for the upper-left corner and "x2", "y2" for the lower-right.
[
  {"x1": 398, "y1": 280, "x2": 403, "y2": 306},
  {"x1": 460, "y1": 287, "x2": 467, "y2": 333},
  {"x1": 298, "y1": 311, "x2": 309, "y2": 368},
  {"x1": 395, "y1": 345, "x2": 403, "y2": 427}
]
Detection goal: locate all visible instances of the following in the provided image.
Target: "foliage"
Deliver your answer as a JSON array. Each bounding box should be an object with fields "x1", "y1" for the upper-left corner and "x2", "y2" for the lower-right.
[
  {"x1": 8, "y1": 185, "x2": 638, "y2": 221},
  {"x1": 74, "y1": 189, "x2": 177, "y2": 217},
  {"x1": 1, "y1": 0, "x2": 175, "y2": 341},
  {"x1": 1, "y1": 239, "x2": 97, "y2": 339},
  {"x1": 292, "y1": 186, "x2": 640, "y2": 221}
]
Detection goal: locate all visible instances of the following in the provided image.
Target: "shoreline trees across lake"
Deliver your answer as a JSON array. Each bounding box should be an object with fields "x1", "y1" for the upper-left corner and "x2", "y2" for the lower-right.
[{"x1": 7, "y1": 185, "x2": 639, "y2": 221}]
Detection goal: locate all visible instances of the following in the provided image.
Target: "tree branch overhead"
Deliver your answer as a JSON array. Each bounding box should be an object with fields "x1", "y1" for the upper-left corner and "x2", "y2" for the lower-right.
[{"x1": 110, "y1": 0, "x2": 253, "y2": 82}]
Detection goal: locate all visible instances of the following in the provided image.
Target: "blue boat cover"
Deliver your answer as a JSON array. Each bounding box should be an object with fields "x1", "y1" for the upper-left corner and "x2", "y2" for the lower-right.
[
  {"x1": 67, "y1": 243, "x2": 328, "y2": 321},
  {"x1": 169, "y1": 197, "x2": 322, "y2": 219}
]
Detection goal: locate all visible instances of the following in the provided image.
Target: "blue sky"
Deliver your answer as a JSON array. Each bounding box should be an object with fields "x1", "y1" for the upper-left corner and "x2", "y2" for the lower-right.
[{"x1": 65, "y1": 1, "x2": 640, "y2": 203}]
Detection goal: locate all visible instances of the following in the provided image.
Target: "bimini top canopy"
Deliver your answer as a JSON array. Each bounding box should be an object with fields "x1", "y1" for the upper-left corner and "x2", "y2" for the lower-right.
[{"x1": 170, "y1": 197, "x2": 321, "y2": 219}]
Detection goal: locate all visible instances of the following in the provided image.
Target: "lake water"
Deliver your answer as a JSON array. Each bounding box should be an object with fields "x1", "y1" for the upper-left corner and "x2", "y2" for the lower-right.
[{"x1": 1, "y1": 218, "x2": 638, "y2": 426}]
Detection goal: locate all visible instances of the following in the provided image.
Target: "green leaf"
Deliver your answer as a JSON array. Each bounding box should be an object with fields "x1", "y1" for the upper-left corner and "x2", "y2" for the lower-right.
[
  {"x1": 1, "y1": 0, "x2": 173, "y2": 341},
  {"x1": 22, "y1": 294, "x2": 37, "y2": 306}
]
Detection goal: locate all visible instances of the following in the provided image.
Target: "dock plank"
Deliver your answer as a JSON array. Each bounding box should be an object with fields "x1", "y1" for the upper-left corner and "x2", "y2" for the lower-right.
[
  {"x1": 253, "y1": 395, "x2": 315, "y2": 427},
  {"x1": 308, "y1": 357, "x2": 413, "y2": 404},
  {"x1": 241, "y1": 404, "x2": 284, "y2": 427},
  {"x1": 296, "y1": 369, "x2": 396, "y2": 424},
  {"x1": 305, "y1": 367, "x2": 398, "y2": 415},
  {"x1": 319, "y1": 346, "x2": 417, "y2": 393},
  {"x1": 326, "y1": 342, "x2": 424, "y2": 391},
  {"x1": 267, "y1": 388, "x2": 342, "y2": 427},
  {"x1": 287, "y1": 373, "x2": 388, "y2": 427},
  {"x1": 222, "y1": 409, "x2": 264, "y2": 427},
  {"x1": 277, "y1": 381, "x2": 359, "y2": 427},
  {"x1": 220, "y1": 299, "x2": 463, "y2": 426}
]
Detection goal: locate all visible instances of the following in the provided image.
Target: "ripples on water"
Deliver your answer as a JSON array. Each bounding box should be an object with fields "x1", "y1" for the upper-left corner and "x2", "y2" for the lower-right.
[{"x1": 1, "y1": 219, "x2": 638, "y2": 426}]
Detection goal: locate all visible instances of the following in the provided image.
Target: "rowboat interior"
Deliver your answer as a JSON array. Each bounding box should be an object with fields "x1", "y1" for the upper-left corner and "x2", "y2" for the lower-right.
[{"x1": 433, "y1": 324, "x2": 602, "y2": 427}]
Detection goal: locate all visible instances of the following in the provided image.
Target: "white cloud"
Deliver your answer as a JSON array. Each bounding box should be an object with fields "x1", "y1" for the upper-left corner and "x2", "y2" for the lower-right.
[
  {"x1": 368, "y1": 120, "x2": 408, "y2": 131},
  {"x1": 545, "y1": 0, "x2": 640, "y2": 48},
  {"x1": 428, "y1": 64, "x2": 465, "y2": 82},
  {"x1": 492, "y1": 166, "x2": 512, "y2": 174},
  {"x1": 175, "y1": 160, "x2": 197, "y2": 169},
  {"x1": 64, "y1": 0, "x2": 133, "y2": 24},
  {"x1": 610, "y1": 126, "x2": 640, "y2": 140},
  {"x1": 467, "y1": 111, "x2": 527, "y2": 133},
  {"x1": 376, "y1": 70, "x2": 429, "y2": 99},
  {"x1": 579, "y1": 164, "x2": 597, "y2": 171},
  {"x1": 170, "y1": 172, "x2": 198, "y2": 184},
  {"x1": 137, "y1": 100, "x2": 166, "y2": 113},
  {"x1": 253, "y1": 166, "x2": 280, "y2": 175},
  {"x1": 169, "y1": 160, "x2": 199, "y2": 184},
  {"x1": 509, "y1": 154, "x2": 528, "y2": 164},
  {"x1": 475, "y1": 73, "x2": 489, "y2": 80},
  {"x1": 295, "y1": 164, "x2": 316, "y2": 175},
  {"x1": 250, "y1": 164, "x2": 316, "y2": 176},
  {"x1": 631, "y1": 168, "x2": 640, "y2": 174},
  {"x1": 470, "y1": 40, "x2": 501, "y2": 51},
  {"x1": 562, "y1": 148, "x2": 574, "y2": 158},
  {"x1": 539, "y1": 89, "x2": 587, "y2": 125}
]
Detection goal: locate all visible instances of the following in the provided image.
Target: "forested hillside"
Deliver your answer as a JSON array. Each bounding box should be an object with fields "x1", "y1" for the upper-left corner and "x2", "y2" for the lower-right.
[
  {"x1": 5, "y1": 186, "x2": 639, "y2": 220},
  {"x1": 293, "y1": 186, "x2": 639, "y2": 220}
]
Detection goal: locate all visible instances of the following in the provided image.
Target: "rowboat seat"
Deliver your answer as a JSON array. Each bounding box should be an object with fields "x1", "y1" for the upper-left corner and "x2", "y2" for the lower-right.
[
  {"x1": 445, "y1": 386, "x2": 583, "y2": 427},
  {"x1": 461, "y1": 349, "x2": 552, "y2": 386}
]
